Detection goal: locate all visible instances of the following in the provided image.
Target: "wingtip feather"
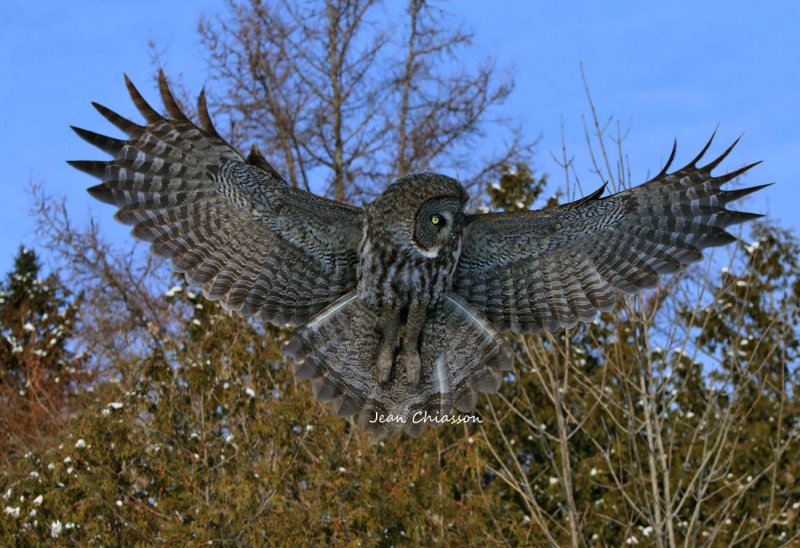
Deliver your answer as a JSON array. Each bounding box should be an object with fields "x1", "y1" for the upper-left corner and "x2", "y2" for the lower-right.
[
  {"x1": 721, "y1": 182, "x2": 772, "y2": 204},
  {"x1": 67, "y1": 160, "x2": 107, "y2": 179},
  {"x1": 70, "y1": 126, "x2": 125, "y2": 156},
  {"x1": 715, "y1": 161, "x2": 763, "y2": 185},
  {"x1": 124, "y1": 73, "x2": 163, "y2": 124},
  {"x1": 91, "y1": 101, "x2": 142, "y2": 135},
  {"x1": 157, "y1": 69, "x2": 191, "y2": 122},
  {"x1": 656, "y1": 139, "x2": 678, "y2": 178},
  {"x1": 197, "y1": 88, "x2": 223, "y2": 139},
  {"x1": 85, "y1": 182, "x2": 120, "y2": 205},
  {"x1": 701, "y1": 134, "x2": 743, "y2": 172},
  {"x1": 682, "y1": 128, "x2": 718, "y2": 169}
]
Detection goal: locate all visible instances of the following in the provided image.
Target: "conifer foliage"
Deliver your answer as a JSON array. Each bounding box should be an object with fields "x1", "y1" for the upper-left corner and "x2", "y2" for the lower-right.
[{"x1": 0, "y1": 247, "x2": 90, "y2": 465}]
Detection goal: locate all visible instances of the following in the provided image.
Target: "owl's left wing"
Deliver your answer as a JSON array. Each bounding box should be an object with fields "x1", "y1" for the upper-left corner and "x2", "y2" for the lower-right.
[
  {"x1": 454, "y1": 136, "x2": 768, "y2": 334},
  {"x1": 70, "y1": 71, "x2": 364, "y2": 326}
]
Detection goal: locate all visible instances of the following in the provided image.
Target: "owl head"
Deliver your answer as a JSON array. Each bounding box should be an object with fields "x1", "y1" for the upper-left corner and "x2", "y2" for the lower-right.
[{"x1": 369, "y1": 172, "x2": 469, "y2": 258}]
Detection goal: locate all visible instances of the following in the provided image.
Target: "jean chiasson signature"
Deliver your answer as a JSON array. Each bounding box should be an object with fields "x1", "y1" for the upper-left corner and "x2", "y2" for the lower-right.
[{"x1": 368, "y1": 410, "x2": 483, "y2": 425}]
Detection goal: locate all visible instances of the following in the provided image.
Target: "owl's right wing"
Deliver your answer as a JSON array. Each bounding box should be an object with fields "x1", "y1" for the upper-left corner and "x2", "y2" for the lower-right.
[
  {"x1": 454, "y1": 136, "x2": 768, "y2": 334},
  {"x1": 70, "y1": 71, "x2": 364, "y2": 326}
]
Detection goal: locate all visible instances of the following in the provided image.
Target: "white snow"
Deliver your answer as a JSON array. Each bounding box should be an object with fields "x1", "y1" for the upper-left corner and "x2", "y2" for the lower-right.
[{"x1": 165, "y1": 285, "x2": 183, "y2": 297}]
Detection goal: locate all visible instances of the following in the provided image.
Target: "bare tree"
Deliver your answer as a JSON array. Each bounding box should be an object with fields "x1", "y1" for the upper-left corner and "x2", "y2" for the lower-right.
[
  {"x1": 32, "y1": 183, "x2": 187, "y2": 382},
  {"x1": 197, "y1": 0, "x2": 530, "y2": 202},
  {"x1": 477, "y1": 74, "x2": 799, "y2": 547}
]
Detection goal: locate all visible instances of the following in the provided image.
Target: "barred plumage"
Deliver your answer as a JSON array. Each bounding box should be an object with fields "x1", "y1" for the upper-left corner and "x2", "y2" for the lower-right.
[
  {"x1": 70, "y1": 72, "x2": 362, "y2": 328},
  {"x1": 454, "y1": 136, "x2": 768, "y2": 333},
  {"x1": 71, "y1": 71, "x2": 768, "y2": 437}
]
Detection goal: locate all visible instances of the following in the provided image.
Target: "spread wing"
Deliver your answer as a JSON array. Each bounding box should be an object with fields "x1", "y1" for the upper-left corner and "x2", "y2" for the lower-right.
[
  {"x1": 69, "y1": 71, "x2": 364, "y2": 326},
  {"x1": 454, "y1": 135, "x2": 769, "y2": 333}
]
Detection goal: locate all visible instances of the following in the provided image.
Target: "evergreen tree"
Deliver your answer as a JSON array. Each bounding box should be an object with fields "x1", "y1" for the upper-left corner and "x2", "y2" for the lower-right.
[
  {"x1": 0, "y1": 282, "x2": 502, "y2": 544},
  {"x1": 0, "y1": 247, "x2": 90, "y2": 463}
]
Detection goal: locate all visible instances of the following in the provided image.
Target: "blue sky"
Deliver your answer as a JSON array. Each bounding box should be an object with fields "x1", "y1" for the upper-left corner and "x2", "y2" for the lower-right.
[{"x1": 1, "y1": 1, "x2": 797, "y2": 276}]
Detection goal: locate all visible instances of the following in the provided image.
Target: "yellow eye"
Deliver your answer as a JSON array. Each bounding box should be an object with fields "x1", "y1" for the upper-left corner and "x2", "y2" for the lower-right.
[{"x1": 431, "y1": 215, "x2": 440, "y2": 225}]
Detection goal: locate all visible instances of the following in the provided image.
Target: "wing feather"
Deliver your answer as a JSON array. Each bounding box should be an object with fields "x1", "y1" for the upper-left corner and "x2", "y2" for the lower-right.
[
  {"x1": 70, "y1": 70, "x2": 364, "y2": 326},
  {"x1": 455, "y1": 135, "x2": 768, "y2": 333}
]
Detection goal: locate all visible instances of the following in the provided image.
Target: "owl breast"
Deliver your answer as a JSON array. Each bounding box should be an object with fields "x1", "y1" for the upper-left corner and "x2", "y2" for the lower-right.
[{"x1": 357, "y1": 222, "x2": 462, "y2": 308}]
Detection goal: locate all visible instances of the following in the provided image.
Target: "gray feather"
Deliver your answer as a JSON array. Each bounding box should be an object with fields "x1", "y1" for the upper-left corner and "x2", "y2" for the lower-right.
[
  {"x1": 455, "y1": 135, "x2": 767, "y2": 333},
  {"x1": 70, "y1": 70, "x2": 364, "y2": 326}
]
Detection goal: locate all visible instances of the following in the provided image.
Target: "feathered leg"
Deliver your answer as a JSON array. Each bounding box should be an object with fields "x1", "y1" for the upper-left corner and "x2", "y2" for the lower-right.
[
  {"x1": 399, "y1": 294, "x2": 425, "y2": 385},
  {"x1": 376, "y1": 304, "x2": 402, "y2": 383}
]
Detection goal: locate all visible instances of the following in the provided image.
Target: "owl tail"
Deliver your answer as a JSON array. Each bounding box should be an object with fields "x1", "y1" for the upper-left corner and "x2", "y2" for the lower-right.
[{"x1": 282, "y1": 292, "x2": 514, "y2": 437}]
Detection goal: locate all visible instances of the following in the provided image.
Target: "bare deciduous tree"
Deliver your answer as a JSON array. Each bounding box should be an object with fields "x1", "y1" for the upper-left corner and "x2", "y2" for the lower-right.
[
  {"x1": 197, "y1": 0, "x2": 530, "y2": 202},
  {"x1": 32, "y1": 184, "x2": 185, "y2": 382},
  {"x1": 477, "y1": 74, "x2": 799, "y2": 547}
]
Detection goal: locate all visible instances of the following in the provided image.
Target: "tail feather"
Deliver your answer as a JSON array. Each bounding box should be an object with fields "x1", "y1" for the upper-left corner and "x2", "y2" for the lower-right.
[{"x1": 282, "y1": 292, "x2": 513, "y2": 437}]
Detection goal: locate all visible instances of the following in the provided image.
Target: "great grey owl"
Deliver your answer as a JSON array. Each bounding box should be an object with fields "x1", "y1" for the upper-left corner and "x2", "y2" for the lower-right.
[{"x1": 70, "y1": 71, "x2": 768, "y2": 437}]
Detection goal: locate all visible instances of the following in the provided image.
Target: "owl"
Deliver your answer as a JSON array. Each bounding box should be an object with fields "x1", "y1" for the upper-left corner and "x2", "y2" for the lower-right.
[{"x1": 70, "y1": 71, "x2": 768, "y2": 437}]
